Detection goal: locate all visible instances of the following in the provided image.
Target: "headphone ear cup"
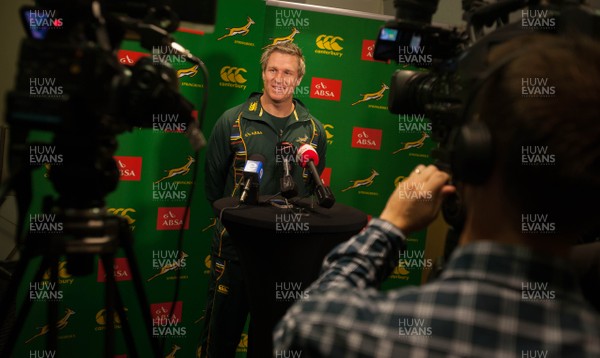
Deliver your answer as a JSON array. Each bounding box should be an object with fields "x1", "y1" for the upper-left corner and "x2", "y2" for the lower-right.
[{"x1": 449, "y1": 121, "x2": 494, "y2": 185}]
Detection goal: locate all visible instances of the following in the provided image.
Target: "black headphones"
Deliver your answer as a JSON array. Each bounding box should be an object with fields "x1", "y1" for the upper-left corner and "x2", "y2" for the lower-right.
[{"x1": 447, "y1": 45, "x2": 535, "y2": 186}]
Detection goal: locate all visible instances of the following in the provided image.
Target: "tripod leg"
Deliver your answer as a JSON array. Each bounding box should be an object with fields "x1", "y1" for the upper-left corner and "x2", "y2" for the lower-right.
[
  {"x1": 119, "y1": 225, "x2": 163, "y2": 358},
  {"x1": 102, "y1": 254, "x2": 116, "y2": 358},
  {"x1": 112, "y1": 278, "x2": 140, "y2": 358},
  {"x1": 0, "y1": 252, "x2": 51, "y2": 357},
  {"x1": 47, "y1": 254, "x2": 59, "y2": 354}
]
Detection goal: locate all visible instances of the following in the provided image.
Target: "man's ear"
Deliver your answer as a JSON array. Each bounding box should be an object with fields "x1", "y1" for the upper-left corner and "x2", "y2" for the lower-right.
[{"x1": 295, "y1": 76, "x2": 303, "y2": 87}]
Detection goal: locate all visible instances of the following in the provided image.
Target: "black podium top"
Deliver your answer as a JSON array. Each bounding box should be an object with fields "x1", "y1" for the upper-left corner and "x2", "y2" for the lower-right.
[
  {"x1": 213, "y1": 195, "x2": 368, "y2": 358},
  {"x1": 214, "y1": 195, "x2": 368, "y2": 234}
]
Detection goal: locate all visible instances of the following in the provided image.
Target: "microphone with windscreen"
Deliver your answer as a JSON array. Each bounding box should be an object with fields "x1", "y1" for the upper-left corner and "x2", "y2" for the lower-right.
[
  {"x1": 277, "y1": 142, "x2": 298, "y2": 199},
  {"x1": 296, "y1": 144, "x2": 335, "y2": 208},
  {"x1": 239, "y1": 154, "x2": 265, "y2": 205}
]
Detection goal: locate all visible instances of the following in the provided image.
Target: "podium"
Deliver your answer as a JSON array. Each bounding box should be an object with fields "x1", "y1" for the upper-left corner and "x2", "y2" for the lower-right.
[{"x1": 213, "y1": 196, "x2": 368, "y2": 358}]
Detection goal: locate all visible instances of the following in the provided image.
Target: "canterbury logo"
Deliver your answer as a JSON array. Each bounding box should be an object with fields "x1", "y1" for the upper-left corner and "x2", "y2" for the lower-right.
[
  {"x1": 324, "y1": 124, "x2": 334, "y2": 142},
  {"x1": 220, "y1": 66, "x2": 248, "y2": 84},
  {"x1": 393, "y1": 261, "x2": 410, "y2": 276},
  {"x1": 316, "y1": 35, "x2": 343, "y2": 51},
  {"x1": 108, "y1": 208, "x2": 136, "y2": 225}
]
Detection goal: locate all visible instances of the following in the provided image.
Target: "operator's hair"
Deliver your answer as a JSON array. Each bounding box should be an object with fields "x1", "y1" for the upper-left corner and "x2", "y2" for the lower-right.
[
  {"x1": 260, "y1": 42, "x2": 306, "y2": 78},
  {"x1": 477, "y1": 33, "x2": 600, "y2": 235}
]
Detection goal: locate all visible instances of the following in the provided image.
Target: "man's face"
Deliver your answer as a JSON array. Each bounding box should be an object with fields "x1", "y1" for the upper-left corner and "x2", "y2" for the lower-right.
[{"x1": 262, "y1": 51, "x2": 302, "y2": 104}]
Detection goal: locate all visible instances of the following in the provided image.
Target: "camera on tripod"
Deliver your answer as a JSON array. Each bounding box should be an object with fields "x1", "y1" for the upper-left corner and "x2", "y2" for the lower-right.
[
  {"x1": 7, "y1": 0, "x2": 196, "y2": 209},
  {"x1": 0, "y1": 1, "x2": 207, "y2": 356}
]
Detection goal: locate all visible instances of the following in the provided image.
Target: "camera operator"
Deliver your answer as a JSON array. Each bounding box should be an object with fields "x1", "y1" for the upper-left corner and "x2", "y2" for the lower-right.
[{"x1": 273, "y1": 33, "x2": 600, "y2": 357}]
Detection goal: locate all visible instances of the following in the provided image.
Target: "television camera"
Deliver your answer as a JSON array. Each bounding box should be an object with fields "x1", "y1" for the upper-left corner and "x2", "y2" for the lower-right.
[{"x1": 374, "y1": 0, "x2": 600, "y2": 229}]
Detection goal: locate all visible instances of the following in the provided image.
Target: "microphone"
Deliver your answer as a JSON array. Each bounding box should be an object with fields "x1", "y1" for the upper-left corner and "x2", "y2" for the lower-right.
[
  {"x1": 239, "y1": 154, "x2": 265, "y2": 205},
  {"x1": 296, "y1": 144, "x2": 335, "y2": 208},
  {"x1": 277, "y1": 142, "x2": 298, "y2": 199}
]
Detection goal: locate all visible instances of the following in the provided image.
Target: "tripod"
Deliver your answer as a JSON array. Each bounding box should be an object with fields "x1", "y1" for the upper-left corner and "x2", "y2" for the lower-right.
[{"x1": 0, "y1": 204, "x2": 163, "y2": 358}]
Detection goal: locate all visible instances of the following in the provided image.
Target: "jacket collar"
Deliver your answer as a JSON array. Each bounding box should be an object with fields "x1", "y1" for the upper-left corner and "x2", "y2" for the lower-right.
[{"x1": 241, "y1": 92, "x2": 312, "y2": 122}]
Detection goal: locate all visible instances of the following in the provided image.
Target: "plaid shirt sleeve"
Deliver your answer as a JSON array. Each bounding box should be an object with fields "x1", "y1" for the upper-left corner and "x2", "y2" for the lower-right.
[{"x1": 273, "y1": 218, "x2": 408, "y2": 357}]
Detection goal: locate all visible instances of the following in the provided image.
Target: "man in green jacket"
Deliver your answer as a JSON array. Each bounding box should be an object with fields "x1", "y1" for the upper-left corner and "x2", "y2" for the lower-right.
[{"x1": 199, "y1": 42, "x2": 327, "y2": 357}]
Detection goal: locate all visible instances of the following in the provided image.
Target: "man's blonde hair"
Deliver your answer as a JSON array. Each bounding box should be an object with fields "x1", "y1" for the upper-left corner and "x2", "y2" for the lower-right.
[{"x1": 260, "y1": 42, "x2": 306, "y2": 78}]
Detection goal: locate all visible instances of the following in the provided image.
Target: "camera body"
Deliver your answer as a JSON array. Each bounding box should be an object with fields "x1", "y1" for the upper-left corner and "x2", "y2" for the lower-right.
[{"x1": 6, "y1": 1, "x2": 195, "y2": 208}]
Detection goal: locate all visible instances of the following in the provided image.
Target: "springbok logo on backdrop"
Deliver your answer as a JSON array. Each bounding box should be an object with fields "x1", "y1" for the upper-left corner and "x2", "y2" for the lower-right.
[
  {"x1": 166, "y1": 344, "x2": 182, "y2": 358},
  {"x1": 237, "y1": 333, "x2": 249, "y2": 353},
  {"x1": 148, "y1": 251, "x2": 189, "y2": 282},
  {"x1": 153, "y1": 156, "x2": 195, "y2": 202},
  {"x1": 263, "y1": 27, "x2": 301, "y2": 49},
  {"x1": 177, "y1": 64, "x2": 199, "y2": 78},
  {"x1": 177, "y1": 64, "x2": 204, "y2": 89},
  {"x1": 217, "y1": 16, "x2": 256, "y2": 44},
  {"x1": 351, "y1": 83, "x2": 388, "y2": 109},
  {"x1": 393, "y1": 132, "x2": 430, "y2": 154},
  {"x1": 219, "y1": 66, "x2": 248, "y2": 90},
  {"x1": 341, "y1": 169, "x2": 380, "y2": 194},
  {"x1": 25, "y1": 308, "x2": 76, "y2": 344},
  {"x1": 315, "y1": 34, "x2": 343, "y2": 57},
  {"x1": 155, "y1": 155, "x2": 195, "y2": 184}
]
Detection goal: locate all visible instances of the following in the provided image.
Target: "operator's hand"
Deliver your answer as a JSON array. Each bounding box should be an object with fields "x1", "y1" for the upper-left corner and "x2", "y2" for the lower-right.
[{"x1": 380, "y1": 164, "x2": 456, "y2": 235}]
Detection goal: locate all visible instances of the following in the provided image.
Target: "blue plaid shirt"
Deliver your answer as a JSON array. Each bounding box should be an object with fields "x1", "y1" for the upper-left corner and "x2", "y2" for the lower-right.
[{"x1": 273, "y1": 219, "x2": 600, "y2": 357}]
